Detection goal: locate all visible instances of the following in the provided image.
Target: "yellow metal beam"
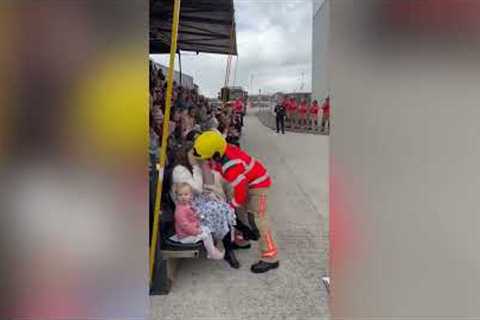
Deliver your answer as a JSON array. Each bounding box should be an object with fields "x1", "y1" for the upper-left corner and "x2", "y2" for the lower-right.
[{"x1": 150, "y1": 0, "x2": 182, "y2": 283}]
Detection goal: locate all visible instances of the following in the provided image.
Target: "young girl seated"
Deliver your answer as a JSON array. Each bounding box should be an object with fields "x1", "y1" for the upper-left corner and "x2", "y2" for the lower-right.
[{"x1": 173, "y1": 182, "x2": 224, "y2": 260}]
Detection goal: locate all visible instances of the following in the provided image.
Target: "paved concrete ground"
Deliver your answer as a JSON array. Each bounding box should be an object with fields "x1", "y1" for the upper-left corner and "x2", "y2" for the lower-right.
[{"x1": 150, "y1": 111, "x2": 330, "y2": 320}]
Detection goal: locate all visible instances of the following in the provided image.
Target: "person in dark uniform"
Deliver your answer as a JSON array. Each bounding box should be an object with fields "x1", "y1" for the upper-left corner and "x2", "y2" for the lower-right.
[
  {"x1": 321, "y1": 96, "x2": 330, "y2": 134},
  {"x1": 274, "y1": 99, "x2": 286, "y2": 134}
]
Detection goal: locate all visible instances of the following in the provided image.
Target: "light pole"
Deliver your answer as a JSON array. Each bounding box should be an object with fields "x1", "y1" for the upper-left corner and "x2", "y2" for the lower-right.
[
  {"x1": 250, "y1": 74, "x2": 254, "y2": 94},
  {"x1": 300, "y1": 71, "x2": 305, "y2": 91}
]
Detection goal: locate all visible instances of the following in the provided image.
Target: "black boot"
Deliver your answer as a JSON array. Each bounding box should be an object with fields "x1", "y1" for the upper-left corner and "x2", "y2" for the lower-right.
[
  {"x1": 247, "y1": 212, "x2": 261, "y2": 241},
  {"x1": 235, "y1": 217, "x2": 260, "y2": 241},
  {"x1": 251, "y1": 260, "x2": 280, "y2": 274},
  {"x1": 222, "y1": 234, "x2": 240, "y2": 269}
]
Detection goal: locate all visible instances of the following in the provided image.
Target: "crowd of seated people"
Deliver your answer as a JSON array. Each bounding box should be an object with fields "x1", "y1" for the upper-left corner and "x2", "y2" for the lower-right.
[
  {"x1": 149, "y1": 62, "x2": 243, "y2": 173},
  {"x1": 148, "y1": 61, "x2": 248, "y2": 267}
]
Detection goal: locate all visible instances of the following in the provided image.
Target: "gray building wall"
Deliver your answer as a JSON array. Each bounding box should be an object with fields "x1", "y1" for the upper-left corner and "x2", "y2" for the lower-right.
[
  {"x1": 312, "y1": 0, "x2": 329, "y2": 103},
  {"x1": 330, "y1": 0, "x2": 480, "y2": 318},
  {"x1": 154, "y1": 62, "x2": 194, "y2": 89}
]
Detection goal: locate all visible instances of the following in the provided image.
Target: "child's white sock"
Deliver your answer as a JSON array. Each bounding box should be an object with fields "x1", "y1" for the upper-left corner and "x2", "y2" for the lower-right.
[{"x1": 203, "y1": 233, "x2": 225, "y2": 260}]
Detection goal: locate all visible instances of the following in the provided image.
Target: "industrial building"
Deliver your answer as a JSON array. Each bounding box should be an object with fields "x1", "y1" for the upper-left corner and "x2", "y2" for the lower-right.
[
  {"x1": 311, "y1": 0, "x2": 329, "y2": 103},
  {"x1": 150, "y1": 59, "x2": 195, "y2": 89}
]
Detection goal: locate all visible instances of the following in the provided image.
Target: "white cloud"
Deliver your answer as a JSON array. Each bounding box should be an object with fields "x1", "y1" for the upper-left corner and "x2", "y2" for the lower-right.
[{"x1": 151, "y1": 0, "x2": 313, "y2": 98}]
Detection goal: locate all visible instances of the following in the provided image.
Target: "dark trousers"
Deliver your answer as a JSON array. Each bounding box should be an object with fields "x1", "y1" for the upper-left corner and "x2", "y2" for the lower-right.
[
  {"x1": 276, "y1": 116, "x2": 285, "y2": 134},
  {"x1": 321, "y1": 115, "x2": 330, "y2": 132}
]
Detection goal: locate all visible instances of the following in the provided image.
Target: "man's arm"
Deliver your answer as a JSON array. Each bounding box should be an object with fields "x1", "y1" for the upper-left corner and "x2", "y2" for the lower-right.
[{"x1": 223, "y1": 163, "x2": 248, "y2": 207}]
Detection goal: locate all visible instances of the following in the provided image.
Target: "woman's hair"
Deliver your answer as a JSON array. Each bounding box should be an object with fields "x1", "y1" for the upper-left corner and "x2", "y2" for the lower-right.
[
  {"x1": 172, "y1": 116, "x2": 184, "y2": 142},
  {"x1": 173, "y1": 145, "x2": 193, "y2": 174},
  {"x1": 185, "y1": 129, "x2": 199, "y2": 144},
  {"x1": 188, "y1": 106, "x2": 196, "y2": 117}
]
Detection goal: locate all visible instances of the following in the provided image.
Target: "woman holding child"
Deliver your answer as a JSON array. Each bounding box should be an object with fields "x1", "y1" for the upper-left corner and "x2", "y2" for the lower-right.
[{"x1": 169, "y1": 144, "x2": 240, "y2": 268}]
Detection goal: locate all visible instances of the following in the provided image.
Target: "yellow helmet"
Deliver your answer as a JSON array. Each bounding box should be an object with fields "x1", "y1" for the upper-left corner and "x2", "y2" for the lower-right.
[{"x1": 193, "y1": 130, "x2": 227, "y2": 160}]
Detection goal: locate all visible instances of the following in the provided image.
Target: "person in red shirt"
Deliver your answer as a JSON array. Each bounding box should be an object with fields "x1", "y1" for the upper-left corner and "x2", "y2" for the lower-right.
[
  {"x1": 233, "y1": 98, "x2": 242, "y2": 113},
  {"x1": 288, "y1": 96, "x2": 298, "y2": 129},
  {"x1": 239, "y1": 97, "x2": 246, "y2": 126},
  {"x1": 309, "y1": 99, "x2": 320, "y2": 130},
  {"x1": 233, "y1": 97, "x2": 246, "y2": 126},
  {"x1": 281, "y1": 97, "x2": 290, "y2": 128},
  {"x1": 321, "y1": 96, "x2": 330, "y2": 133},
  {"x1": 298, "y1": 98, "x2": 308, "y2": 129}
]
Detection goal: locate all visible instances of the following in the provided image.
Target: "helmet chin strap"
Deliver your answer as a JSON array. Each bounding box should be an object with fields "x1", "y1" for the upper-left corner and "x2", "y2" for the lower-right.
[{"x1": 212, "y1": 152, "x2": 222, "y2": 162}]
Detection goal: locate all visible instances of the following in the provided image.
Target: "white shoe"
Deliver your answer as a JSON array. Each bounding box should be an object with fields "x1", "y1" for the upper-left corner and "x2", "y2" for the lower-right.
[{"x1": 208, "y1": 249, "x2": 225, "y2": 260}]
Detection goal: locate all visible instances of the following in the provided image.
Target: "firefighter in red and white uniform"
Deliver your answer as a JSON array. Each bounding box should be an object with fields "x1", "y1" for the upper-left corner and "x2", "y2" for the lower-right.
[{"x1": 193, "y1": 130, "x2": 280, "y2": 273}]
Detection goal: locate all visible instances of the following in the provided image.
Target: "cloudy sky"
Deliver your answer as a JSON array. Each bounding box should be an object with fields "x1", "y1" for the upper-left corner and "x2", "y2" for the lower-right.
[{"x1": 151, "y1": 0, "x2": 323, "y2": 98}]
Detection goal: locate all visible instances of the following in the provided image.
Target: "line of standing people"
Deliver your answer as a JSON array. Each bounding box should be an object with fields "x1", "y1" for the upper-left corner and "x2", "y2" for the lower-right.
[{"x1": 274, "y1": 96, "x2": 330, "y2": 134}]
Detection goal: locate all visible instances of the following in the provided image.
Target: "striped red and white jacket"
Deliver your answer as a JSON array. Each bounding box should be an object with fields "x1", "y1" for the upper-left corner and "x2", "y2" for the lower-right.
[{"x1": 211, "y1": 144, "x2": 271, "y2": 208}]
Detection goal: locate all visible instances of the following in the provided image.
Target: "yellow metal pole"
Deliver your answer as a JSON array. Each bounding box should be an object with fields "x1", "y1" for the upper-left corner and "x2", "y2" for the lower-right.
[{"x1": 149, "y1": 0, "x2": 181, "y2": 283}]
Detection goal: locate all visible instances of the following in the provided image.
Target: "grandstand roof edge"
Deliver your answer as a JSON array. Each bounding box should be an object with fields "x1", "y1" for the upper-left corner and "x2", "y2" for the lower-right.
[{"x1": 150, "y1": 0, "x2": 238, "y2": 56}]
